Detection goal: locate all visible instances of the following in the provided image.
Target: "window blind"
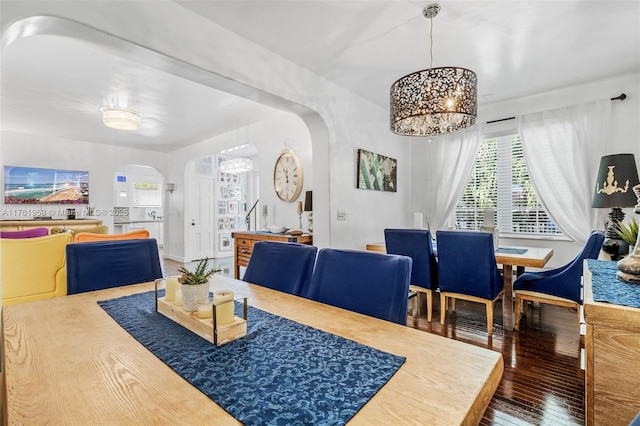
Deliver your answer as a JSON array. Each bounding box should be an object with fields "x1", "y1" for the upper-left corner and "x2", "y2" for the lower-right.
[{"x1": 452, "y1": 134, "x2": 562, "y2": 236}]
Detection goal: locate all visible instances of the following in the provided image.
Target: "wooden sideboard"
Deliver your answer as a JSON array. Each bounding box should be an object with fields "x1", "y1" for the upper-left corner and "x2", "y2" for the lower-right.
[
  {"x1": 583, "y1": 260, "x2": 640, "y2": 426},
  {"x1": 231, "y1": 231, "x2": 313, "y2": 279},
  {"x1": 0, "y1": 219, "x2": 103, "y2": 232}
]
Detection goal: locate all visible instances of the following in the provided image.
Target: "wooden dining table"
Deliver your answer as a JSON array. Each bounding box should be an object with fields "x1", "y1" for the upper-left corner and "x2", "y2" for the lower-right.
[
  {"x1": 3, "y1": 275, "x2": 503, "y2": 425},
  {"x1": 366, "y1": 242, "x2": 554, "y2": 331}
]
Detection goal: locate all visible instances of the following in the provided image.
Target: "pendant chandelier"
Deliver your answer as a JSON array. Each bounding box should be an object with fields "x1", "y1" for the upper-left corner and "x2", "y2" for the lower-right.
[
  {"x1": 390, "y1": 4, "x2": 477, "y2": 137},
  {"x1": 220, "y1": 157, "x2": 253, "y2": 174}
]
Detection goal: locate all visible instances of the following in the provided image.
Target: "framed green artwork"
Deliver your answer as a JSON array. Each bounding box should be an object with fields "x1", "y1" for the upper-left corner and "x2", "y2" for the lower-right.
[{"x1": 356, "y1": 149, "x2": 397, "y2": 192}]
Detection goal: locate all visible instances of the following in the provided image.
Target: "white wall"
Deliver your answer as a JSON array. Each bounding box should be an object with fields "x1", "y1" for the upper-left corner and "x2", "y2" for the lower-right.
[
  {"x1": 163, "y1": 113, "x2": 314, "y2": 262},
  {"x1": 0, "y1": 131, "x2": 166, "y2": 230},
  {"x1": 113, "y1": 165, "x2": 164, "y2": 214},
  {"x1": 411, "y1": 73, "x2": 640, "y2": 268}
]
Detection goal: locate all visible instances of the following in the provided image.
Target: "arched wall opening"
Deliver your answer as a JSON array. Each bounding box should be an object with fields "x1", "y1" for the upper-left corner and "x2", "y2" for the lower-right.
[{"x1": 1, "y1": 16, "x2": 331, "y2": 263}]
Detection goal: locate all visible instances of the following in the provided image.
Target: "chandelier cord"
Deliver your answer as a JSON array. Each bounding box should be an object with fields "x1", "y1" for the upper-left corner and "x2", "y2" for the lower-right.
[{"x1": 429, "y1": 16, "x2": 434, "y2": 69}]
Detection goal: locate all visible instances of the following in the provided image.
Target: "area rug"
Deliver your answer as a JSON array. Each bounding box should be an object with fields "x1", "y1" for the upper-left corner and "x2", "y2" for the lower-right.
[{"x1": 98, "y1": 291, "x2": 405, "y2": 425}]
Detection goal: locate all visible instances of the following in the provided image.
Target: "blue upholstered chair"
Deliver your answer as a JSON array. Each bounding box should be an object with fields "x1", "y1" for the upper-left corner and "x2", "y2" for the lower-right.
[
  {"x1": 436, "y1": 231, "x2": 504, "y2": 337},
  {"x1": 66, "y1": 239, "x2": 163, "y2": 294},
  {"x1": 384, "y1": 228, "x2": 438, "y2": 322},
  {"x1": 242, "y1": 241, "x2": 317, "y2": 296},
  {"x1": 305, "y1": 248, "x2": 412, "y2": 325},
  {"x1": 513, "y1": 230, "x2": 605, "y2": 330}
]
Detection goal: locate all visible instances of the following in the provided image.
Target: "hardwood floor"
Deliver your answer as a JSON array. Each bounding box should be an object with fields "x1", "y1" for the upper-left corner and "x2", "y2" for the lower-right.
[
  {"x1": 407, "y1": 295, "x2": 584, "y2": 425},
  {"x1": 163, "y1": 257, "x2": 584, "y2": 425}
]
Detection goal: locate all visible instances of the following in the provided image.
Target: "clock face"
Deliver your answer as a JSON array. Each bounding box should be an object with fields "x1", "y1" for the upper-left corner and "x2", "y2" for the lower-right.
[{"x1": 274, "y1": 151, "x2": 303, "y2": 202}]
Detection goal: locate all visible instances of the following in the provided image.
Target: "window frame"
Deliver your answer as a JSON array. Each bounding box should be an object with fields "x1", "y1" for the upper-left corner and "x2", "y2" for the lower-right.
[{"x1": 451, "y1": 131, "x2": 565, "y2": 239}]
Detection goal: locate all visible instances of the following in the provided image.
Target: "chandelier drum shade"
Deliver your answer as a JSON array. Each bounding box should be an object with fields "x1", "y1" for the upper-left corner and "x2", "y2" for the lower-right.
[
  {"x1": 390, "y1": 67, "x2": 477, "y2": 136},
  {"x1": 100, "y1": 107, "x2": 140, "y2": 131},
  {"x1": 390, "y1": 4, "x2": 477, "y2": 137}
]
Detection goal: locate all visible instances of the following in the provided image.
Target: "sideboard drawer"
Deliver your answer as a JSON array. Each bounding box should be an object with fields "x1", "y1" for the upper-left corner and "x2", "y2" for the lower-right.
[
  {"x1": 237, "y1": 247, "x2": 252, "y2": 266},
  {"x1": 237, "y1": 238, "x2": 252, "y2": 247},
  {"x1": 231, "y1": 231, "x2": 313, "y2": 279}
]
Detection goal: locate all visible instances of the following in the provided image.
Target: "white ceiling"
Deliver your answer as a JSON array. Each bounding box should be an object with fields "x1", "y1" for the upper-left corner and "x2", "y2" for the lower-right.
[
  {"x1": 0, "y1": 33, "x2": 280, "y2": 152},
  {"x1": 1, "y1": 1, "x2": 639, "y2": 152}
]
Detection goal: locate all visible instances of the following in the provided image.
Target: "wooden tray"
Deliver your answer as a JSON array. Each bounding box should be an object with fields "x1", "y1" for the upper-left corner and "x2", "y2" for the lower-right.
[{"x1": 156, "y1": 296, "x2": 247, "y2": 346}]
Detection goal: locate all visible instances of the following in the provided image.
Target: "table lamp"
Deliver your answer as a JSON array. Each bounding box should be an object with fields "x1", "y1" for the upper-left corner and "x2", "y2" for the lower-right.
[
  {"x1": 592, "y1": 153, "x2": 640, "y2": 260},
  {"x1": 304, "y1": 190, "x2": 313, "y2": 233}
]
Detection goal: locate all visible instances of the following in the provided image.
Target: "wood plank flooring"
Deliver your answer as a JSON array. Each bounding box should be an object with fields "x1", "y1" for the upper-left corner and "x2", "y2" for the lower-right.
[
  {"x1": 163, "y1": 258, "x2": 584, "y2": 425},
  {"x1": 407, "y1": 295, "x2": 584, "y2": 425}
]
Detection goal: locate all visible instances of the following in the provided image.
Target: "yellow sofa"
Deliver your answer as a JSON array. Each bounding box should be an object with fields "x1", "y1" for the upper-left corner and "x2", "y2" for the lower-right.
[{"x1": 1, "y1": 233, "x2": 73, "y2": 306}]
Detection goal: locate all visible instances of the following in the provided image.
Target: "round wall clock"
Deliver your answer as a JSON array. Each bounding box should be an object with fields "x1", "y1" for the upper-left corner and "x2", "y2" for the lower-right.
[{"x1": 274, "y1": 149, "x2": 303, "y2": 202}]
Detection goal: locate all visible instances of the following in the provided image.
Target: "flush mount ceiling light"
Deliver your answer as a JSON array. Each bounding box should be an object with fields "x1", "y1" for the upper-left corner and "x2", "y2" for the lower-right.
[
  {"x1": 390, "y1": 3, "x2": 477, "y2": 136},
  {"x1": 100, "y1": 107, "x2": 140, "y2": 131}
]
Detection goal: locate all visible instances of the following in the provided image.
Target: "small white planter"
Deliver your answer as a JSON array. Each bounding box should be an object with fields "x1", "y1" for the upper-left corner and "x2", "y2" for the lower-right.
[{"x1": 181, "y1": 282, "x2": 210, "y2": 312}]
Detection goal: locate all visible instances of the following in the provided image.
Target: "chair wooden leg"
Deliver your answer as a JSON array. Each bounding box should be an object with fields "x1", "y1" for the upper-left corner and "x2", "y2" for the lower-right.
[
  {"x1": 426, "y1": 290, "x2": 433, "y2": 323},
  {"x1": 486, "y1": 300, "x2": 494, "y2": 337},
  {"x1": 451, "y1": 298, "x2": 456, "y2": 312},
  {"x1": 514, "y1": 294, "x2": 522, "y2": 331},
  {"x1": 440, "y1": 293, "x2": 447, "y2": 325}
]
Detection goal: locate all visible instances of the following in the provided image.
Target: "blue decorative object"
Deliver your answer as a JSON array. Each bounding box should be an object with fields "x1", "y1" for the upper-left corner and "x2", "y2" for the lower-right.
[
  {"x1": 587, "y1": 259, "x2": 640, "y2": 309},
  {"x1": 496, "y1": 247, "x2": 528, "y2": 255},
  {"x1": 98, "y1": 291, "x2": 405, "y2": 425}
]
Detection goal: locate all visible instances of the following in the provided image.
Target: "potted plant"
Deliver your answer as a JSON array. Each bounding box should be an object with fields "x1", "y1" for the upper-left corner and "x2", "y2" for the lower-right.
[
  {"x1": 178, "y1": 258, "x2": 220, "y2": 312},
  {"x1": 615, "y1": 218, "x2": 639, "y2": 254}
]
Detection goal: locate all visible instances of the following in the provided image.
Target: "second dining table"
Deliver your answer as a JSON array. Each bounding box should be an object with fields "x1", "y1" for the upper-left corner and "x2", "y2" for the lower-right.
[{"x1": 365, "y1": 241, "x2": 554, "y2": 331}]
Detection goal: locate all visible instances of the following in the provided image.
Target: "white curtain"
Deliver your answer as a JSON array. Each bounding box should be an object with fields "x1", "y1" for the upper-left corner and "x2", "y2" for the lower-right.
[
  {"x1": 518, "y1": 100, "x2": 611, "y2": 244},
  {"x1": 424, "y1": 125, "x2": 484, "y2": 232}
]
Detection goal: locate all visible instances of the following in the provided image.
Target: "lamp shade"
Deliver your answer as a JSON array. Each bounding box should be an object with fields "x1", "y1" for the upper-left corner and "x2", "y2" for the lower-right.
[
  {"x1": 304, "y1": 191, "x2": 312, "y2": 212},
  {"x1": 592, "y1": 154, "x2": 640, "y2": 208}
]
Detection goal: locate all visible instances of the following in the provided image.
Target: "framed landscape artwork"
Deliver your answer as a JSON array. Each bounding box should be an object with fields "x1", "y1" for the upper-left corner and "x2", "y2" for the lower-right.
[
  {"x1": 4, "y1": 165, "x2": 89, "y2": 204},
  {"x1": 356, "y1": 149, "x2": 397, "y2": 192}
]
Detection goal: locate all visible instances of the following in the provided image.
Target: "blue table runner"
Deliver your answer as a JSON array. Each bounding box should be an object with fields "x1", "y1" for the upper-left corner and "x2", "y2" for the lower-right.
[
  {"x1": 98, "y1": 291, "x2": 405, "y2": 425},
  {"x1": 587, "y1": 259, "x2": 640, "y2": 309},
  {"x1": 496, "y1": 247, "x2": 528, "y2": 255}
]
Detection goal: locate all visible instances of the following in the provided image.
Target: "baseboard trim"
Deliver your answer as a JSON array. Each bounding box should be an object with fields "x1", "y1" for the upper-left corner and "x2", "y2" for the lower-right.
[{"x1": 163, "y1": 254, "x2": 187, "y2": 263}]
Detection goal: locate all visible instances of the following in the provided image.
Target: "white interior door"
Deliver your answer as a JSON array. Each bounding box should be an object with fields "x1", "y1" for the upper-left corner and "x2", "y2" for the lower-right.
[{"x1": 189, "y1": 176, "x2": 215, "y2": 261}]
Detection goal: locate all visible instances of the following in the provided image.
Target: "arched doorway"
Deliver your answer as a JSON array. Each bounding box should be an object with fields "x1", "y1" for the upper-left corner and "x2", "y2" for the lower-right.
[
  {"x1": 113, "y1": 164, "x2": 165, "y2": 245},
  {"x1": 184, "y1": 144, "x2": 258, "y2": 276}
]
